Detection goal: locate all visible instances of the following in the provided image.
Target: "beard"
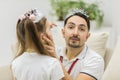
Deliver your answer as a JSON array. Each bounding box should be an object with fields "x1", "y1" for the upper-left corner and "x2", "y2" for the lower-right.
[
  {"x1": 68, "y1": 43, "x2": 81, "y2": 48},
  {"x1": 68, "y1": 36, "x2": 82, "y2": 48}
]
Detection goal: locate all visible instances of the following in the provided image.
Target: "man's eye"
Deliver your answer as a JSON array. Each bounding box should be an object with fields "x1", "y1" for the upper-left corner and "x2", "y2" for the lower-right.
[
  {"x1": 80, "y1": 28, "x2": 85, "y2": 31},
  {"x1": 81, "y1": 29, "x2": 85, "y2": 31},
  {"x1": 68, "y1": 25, "x2": 74, "y2": 29}
]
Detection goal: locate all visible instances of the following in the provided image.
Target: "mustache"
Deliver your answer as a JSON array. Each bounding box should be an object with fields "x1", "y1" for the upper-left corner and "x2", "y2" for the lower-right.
[{"x1": 69, "y1": 36, "x2": 80, "y2": 40}]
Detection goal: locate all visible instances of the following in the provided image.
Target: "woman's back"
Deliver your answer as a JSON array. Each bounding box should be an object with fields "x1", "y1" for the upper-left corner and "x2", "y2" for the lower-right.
[
  {"x1": 12, "y1": 9, "x2": 64, "y2": 80},
  {"x1": 12, "y1": 52, "x2": 64, "y2": 80}
]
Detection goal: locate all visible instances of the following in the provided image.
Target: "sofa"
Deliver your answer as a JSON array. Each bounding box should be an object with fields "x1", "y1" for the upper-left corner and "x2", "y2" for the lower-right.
[
  {"x1": 101, "y1": 36, "x2": 120, "y2": 80},
  {"x1": 0, "y1": 28, "x2": 117, "y2": 80}
]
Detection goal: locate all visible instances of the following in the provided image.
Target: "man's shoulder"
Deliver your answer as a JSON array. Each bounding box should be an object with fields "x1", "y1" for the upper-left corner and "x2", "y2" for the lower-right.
[
  {"x1": 81, "y1": 48, "x2": 104, "y2": 80},
  {"x1": 86, "y1": 48, "x2": 104, "y2": 61}
]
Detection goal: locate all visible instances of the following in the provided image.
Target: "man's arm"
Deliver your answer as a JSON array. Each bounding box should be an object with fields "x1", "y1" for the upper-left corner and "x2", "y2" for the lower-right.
[
  {"x1": 76, "y1": 73, "x2": 96, "y2": 80},
  {"x1": 75, "y1": 54, "x2": 104, "y2": 80},
  {"x1": 60, "y1": 62, "x2": 72, "y2": 80},
  {"x1": 43, "y1": 34, "x2": 72, "y2": 80},
  {"x1": 13, "y1": 77, "x2": 16, "y2": 80}
]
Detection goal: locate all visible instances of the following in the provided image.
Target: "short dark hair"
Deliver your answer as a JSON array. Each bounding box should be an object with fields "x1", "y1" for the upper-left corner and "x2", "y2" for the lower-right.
[{"x1": 64, "y1": 12, "x2": 90, "y2": 31}]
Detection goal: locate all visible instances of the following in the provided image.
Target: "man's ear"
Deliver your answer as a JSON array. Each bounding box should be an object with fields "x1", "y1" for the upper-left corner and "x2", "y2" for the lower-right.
[
  {"x1": 62, "y1": 28, "x2": 65, "y2": 38},
  {"x1": 86, "y1": 32, "x2": 90, "y2": 40}
]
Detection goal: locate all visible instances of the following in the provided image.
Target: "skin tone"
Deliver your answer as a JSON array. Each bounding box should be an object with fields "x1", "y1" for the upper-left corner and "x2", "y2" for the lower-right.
[
  {"x1": 62, "y1": 16, "x2": 90, "y2": 60},
  {"x1": 43, "y1": 20, "x2": 72, "y2": 80},
  {"x1": 41, "y1": 20, "x2": 57, "y2": 57},
  {"x1": 43, "y1": 16, "x2": 96, "y2": 80}
]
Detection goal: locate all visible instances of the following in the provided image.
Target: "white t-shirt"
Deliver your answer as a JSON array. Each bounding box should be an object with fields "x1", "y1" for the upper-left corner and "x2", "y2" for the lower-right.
[
  {"x1": 12, "y1": 52, "x2": 64, "y2": 80},
  {"x1": 55, "y1": 45, "x2": 104, "y2": 80}
]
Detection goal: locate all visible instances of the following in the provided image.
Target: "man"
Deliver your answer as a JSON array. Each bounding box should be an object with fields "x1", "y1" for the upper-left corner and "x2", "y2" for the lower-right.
[{"x1": 44, "y1": 8, "x2": 104, "y2": 80}]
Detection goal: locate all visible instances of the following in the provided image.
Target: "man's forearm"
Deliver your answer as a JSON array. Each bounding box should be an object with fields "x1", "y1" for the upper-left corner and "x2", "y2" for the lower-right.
[{"x1": 57, "y1": 58, "x2": 72, "y2": 80}]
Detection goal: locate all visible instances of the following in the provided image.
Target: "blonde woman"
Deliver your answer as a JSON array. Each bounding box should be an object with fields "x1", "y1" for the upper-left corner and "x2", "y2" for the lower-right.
[{"x1": 11, "y1": 9, "x2": 64, "y2": 80}]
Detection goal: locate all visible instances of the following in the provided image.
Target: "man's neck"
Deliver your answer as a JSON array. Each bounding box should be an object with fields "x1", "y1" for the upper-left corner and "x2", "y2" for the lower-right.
[{"x1": 66, "y1": 45, "x2": 85, "y2": 60}]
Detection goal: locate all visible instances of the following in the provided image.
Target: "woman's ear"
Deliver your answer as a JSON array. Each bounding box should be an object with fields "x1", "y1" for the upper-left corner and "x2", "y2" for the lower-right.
[
  {"x1": 39, "y1": 32, "x2": 46, "y2": 45},
  {"x1": 38, "y1": 32, "x2": 44, "y2": 40}
]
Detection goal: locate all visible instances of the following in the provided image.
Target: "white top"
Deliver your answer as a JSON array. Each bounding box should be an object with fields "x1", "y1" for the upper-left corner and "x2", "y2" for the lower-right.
[
  {"x1": 12, "y1": 52, "x2": 64, "y2": 80},
  {"x1": 55, "y1": 45, "x2": 104, "y2": 80}
]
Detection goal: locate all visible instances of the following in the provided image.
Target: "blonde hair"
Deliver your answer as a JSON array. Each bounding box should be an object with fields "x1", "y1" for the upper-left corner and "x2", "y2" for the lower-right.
[{"x1": 15, "y1": 17, "x2": 47, "y2": 58}]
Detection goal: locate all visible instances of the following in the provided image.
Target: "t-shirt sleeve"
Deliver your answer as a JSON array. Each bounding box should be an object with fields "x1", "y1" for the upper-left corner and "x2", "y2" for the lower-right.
[
  {"x1": 11, "y1": 60, "x2": 18, "y2": 78},
  {"x1": 80, "y1": 56, "x2": 104, "y2": 80},
  {"x1": 51, "y1": 60, "x2": 64, "y2": 80}
]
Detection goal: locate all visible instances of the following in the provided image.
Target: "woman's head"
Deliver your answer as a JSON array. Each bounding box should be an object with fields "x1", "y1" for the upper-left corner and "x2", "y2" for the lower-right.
[{"x1": 16, "y1": 9, "x2": 49, "y2": 57}]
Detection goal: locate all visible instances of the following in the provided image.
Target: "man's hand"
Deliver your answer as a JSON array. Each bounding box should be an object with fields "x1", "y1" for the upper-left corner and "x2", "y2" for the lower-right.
[
  {"x1": 42, "y1": 33, "x2": 57, "y2": 58},
  {"x1": 43, "y1": 22, "x2": 57, "y2": 58}
]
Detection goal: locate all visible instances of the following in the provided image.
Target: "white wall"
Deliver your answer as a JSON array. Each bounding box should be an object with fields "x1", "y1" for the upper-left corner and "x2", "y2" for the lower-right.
[
  {"x1": 85, "y1": 0, "x2": 112, "y2": 27},
  {"x1": 106, "y1": 0, "x2": 120, "y2": 48},
  {"x1": 0, "y1": 0, "x2": 51, "y2": 67},
  {"x1": 0, "y1": 0, "x2": 112, "y2": 67}
]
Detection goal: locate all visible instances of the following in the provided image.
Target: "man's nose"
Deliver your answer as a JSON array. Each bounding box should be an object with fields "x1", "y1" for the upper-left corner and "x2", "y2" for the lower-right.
[{"x1": 73, "y1": 28, "x2": 79, "y2": 36}]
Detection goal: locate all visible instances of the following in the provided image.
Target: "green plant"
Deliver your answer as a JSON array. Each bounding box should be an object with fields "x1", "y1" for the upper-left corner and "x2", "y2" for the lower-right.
[
  {"x1": 50, "y1": 0, "x2": 104, "y2": 27},
  {"x1": 50, "y1": 0, "x2": 69, "y2": 21},
  {"x1": 85, "y1": 3, "x2": 104, "y2": 27}
]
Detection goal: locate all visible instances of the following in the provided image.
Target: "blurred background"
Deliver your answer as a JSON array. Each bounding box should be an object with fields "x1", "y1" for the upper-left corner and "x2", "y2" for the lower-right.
[{"x1": 0, "y1": 0, "x2": 115, "y2": 67}]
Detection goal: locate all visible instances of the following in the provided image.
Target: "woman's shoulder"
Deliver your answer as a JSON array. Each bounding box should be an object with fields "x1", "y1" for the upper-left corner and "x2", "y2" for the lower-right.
[{"x1": 43, "y1": 55, "x2": 59, "y2": 64}]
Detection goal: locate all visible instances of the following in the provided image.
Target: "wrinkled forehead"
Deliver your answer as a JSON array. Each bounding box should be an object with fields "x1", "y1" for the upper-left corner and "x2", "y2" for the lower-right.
[{"x1": 66, "y1": 16, "x2": 87, "y2": 26}]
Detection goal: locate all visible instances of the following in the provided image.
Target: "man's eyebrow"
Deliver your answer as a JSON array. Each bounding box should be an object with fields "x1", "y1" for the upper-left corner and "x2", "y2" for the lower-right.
[
  {"x1": 67, "y1": 22, "x2": 87, "y2": 27},
  {"x1": 67, "y1": 22, "x2": 75, "y2": 25},
  {"x1": 79, "y1": 24, "x2": 87, "y2": 27}
]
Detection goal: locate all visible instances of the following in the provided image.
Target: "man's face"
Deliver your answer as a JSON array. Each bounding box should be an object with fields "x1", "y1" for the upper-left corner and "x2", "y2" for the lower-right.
[{"x1": 62, "y1": 15, "x2": 90, "y2": 48}]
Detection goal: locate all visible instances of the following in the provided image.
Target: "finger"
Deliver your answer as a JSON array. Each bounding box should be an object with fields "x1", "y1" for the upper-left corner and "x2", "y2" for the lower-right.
[
  {"x1": 49, "y1": 22, "x2": 57, "y2": 29},
  {"x1": 51, "y1": 22, "x2": 57, "y2": 28},
  {"x1": 44, "y1": 44, "x2": 54, "y2": 50},
  {"x1": 44, "y1": 33, "x2": 54, "y2": 43},
  {"x1": 48, "y1": 51, "x2": 57, "y2": 58},
  {"x1": 43, "y1": 35, "x2": 54, "y2": 46},
  {"x1": 44, "y1": 45, "x2": 56, "y2": 57},
  {"x1": 45, "y1": 49, "x2": 57, "y2": 58},
  {"x1": 45, "y1": 33, "x2": 53, "y2": 42}
]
